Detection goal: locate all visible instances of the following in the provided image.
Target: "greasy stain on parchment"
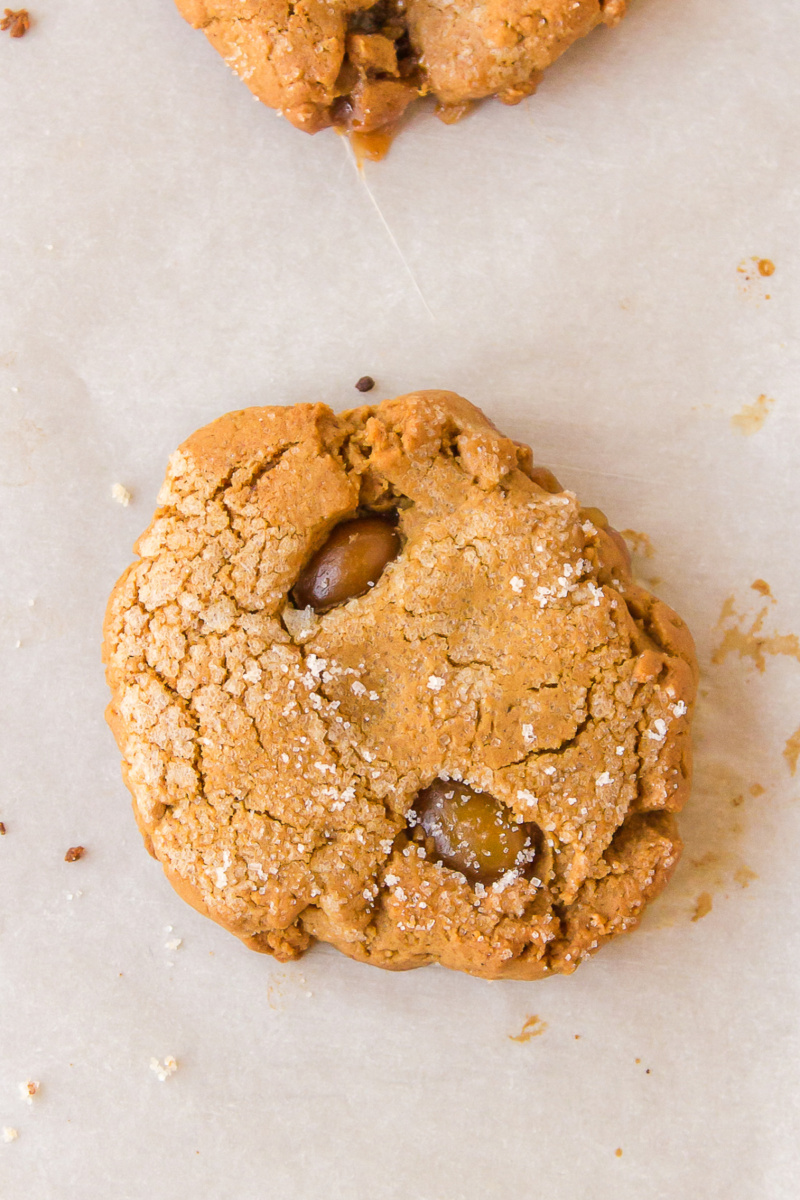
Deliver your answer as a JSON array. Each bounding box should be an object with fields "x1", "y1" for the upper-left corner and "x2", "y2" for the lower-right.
[
  {"x1": 712, "y1": 591, "x2": 800, "y2": 672},
  {"x1": 784, "y1": 726, "x2": 800, "y2": 776},
  {"x1": 692, "y1": 892, "x2": 713, "y2": 922},
  {"x1": 509, "y1": 1015, "x2": 547, "y2": 1043},
  {"x1": 730, "y1": 394, "x2": 775, "y2": 435},
  {"x1": 621, "y1": 529, "x2": 654, "y2": 559}
]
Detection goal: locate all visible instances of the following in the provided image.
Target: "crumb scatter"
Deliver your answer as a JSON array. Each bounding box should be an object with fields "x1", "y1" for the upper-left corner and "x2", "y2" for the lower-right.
[{"x1": 149, "y1": 1056, "x2": 178, "y2": 1082}]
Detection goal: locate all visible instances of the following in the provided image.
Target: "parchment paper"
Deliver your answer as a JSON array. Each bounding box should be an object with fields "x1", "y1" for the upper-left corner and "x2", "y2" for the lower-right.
[{"x1": 1, "y1": 1, "x2": 799, "y2": 1196}]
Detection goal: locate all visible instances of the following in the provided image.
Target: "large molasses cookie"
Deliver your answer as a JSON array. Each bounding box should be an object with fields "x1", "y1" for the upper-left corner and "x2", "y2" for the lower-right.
[
  {"x1": 104, "y1": 391, "x2": 696, "y2": 980},
  {"x1": 175, "y1": 0, "x2": 627, "y2": 137}
]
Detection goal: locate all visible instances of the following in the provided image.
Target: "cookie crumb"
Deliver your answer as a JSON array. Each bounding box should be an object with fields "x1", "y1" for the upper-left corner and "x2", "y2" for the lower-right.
[
  {"x1": 355, "y1": 376, "x2": 375, "y2": 393},
  {"x1": 1, "y1": 8, "x2": 30, "y2": 37},
  {"x1": 64, "y1": 845, "x2": 85, "y2": 862},
  {"x1": 757, "y1": 259, "x2": 775, "y2": 277},
  {"x1": 19, "y1": 1080, "x2": 39, "y2": 1103},
  {"x1": 2, "y1": 1127, "x2": 18, "y2": 1143},
  {"x1": 692, "y1": 892, "x2": 713, "y2": 922},
  {"x1": 149, "y1": 1056, "x2": 178, "y2": 1082},
  {"x1": 615, "y1": 1148, "x2": 623, "y2": 1158},
  {"x1": 111, "y1": 482, "x2": 132, "y2": 507},
  {"x1": 0, "y1": 822, "x2": 6, "y2": 835},
  {"x1": 164, "y1": 937, "x2": 182, "y2": 951},
  {"x1": 508, "y1": 1014, "x2": 547, "y2": 1042}
]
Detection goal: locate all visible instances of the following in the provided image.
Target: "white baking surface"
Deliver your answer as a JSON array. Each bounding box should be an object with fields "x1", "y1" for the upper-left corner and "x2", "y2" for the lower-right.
[{"x1": 1, "y1": 1, "x2": 799, "y2": 1196}]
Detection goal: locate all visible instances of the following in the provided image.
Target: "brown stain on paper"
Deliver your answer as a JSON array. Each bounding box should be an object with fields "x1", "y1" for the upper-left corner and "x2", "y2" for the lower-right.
[
  {"x1": 784, "y1": 727, "x2": 800, "y2": 776},
  {"x1": 509, "y1": 1015, "x2": 547, "y2": 1043},
  {"x1": 712, "y1": 593, "x2": 800, "y2": 672},
  {"x1": 730, "y1": 395, "x2": 775, "y2": 435},
  {"x1": 621, "y1": 529, "x2": 654, "y2": 559},
  {"x1": 751, "y1": 579, "x2": 774, "y2": 602},
  {"x1": 692, "y1": 892, "x2": 713, "y2": 922}
]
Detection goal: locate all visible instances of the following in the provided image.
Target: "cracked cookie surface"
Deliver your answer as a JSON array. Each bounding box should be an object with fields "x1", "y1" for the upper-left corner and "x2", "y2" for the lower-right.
[
  {"x1": 175, "y1": 0, "x2": 627, "y2": 137},
  {"x1": 104, "y1": 390, "x2": 697, "y2": 979}
]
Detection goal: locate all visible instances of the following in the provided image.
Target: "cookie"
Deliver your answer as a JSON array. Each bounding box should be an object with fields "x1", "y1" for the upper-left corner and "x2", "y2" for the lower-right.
[
  {"x1": 103, "y1": 391, "x2": 697, "y2": 980},
  {"x1": 175, "y1": 0, "x2": 627, "y2": 137}
]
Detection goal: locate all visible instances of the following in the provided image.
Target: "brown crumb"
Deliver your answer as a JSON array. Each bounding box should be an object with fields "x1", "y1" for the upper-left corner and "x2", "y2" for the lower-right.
[
  {"x1": 508, "y1": 1014, "x2": 547, "y2": 1043},
  {"x1": 355, "y1": 376, "x2": 375, "y2": 393},
  {"x1": 757, "y1": 259, "x2": 775, "y2": 277},
  {"x1": 646, "y1": 1068, "x2": 651, "y2": 1074},
  {"x1": 635, "y1": 1057, "x2": 641, "y2": 1063},
  {"x1": 692, "y1": 892, "x2": 713, "y2": 922},
  {"x1": 574, "y1": 1034, "x2": 581, "y2": 1040},
  {"x1": 615, "y1": 1148, "x2": 623, "y2": 1158},
  {"x1": 1, "y1": 8, "x2": 30, "y2": 36},
  {"x1": 64, "y1": 845, "x2": 85, "y2": 862},
  {"x1": 0, "y1": 821, "x2": 6, "y2": 835}
]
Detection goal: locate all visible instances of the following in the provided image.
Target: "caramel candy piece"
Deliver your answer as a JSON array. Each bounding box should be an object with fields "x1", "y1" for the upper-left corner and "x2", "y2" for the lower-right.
[
  {"x1": 292, "y1": 516, "x2": 400, "y2": 613},
  {"x1": 346, "y1": 32, "x2": 399, "y2": 76},
  {"x1": 413, "y1": 780, "x2": 539, "y2": 884}
]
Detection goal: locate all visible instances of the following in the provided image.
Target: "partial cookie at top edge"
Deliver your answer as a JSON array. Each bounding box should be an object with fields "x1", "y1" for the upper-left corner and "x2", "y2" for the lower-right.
[{"x1": 174, "y1": 0, "x2": 628, "y2": 138}]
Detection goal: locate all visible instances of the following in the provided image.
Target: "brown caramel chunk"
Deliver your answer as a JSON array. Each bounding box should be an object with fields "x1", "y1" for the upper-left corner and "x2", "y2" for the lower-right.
[
  {"x1": 337, "y1": 77, "x2": 417, "y2": 134},
  {"x1": 413, "y1": 780, "x2": 538, "y2": 884},
  {"x1": 64, "y1": 845, "x2": 85, "y2": 862},
  {"x1": 292, "y1": 516, "x2": 400, "y2": 613},
  {"x1": 346, "y1": 32, "x2": 398, "y2": 76}
]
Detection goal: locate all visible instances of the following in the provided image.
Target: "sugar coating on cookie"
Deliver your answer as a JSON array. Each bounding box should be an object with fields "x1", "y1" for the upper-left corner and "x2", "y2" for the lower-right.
[
  {"x1": 104, "y1": 391, "x2": 697, "y2": 980},
  {"x1": 175, "y1": 0, "x2": 627, "y2": 136}
]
